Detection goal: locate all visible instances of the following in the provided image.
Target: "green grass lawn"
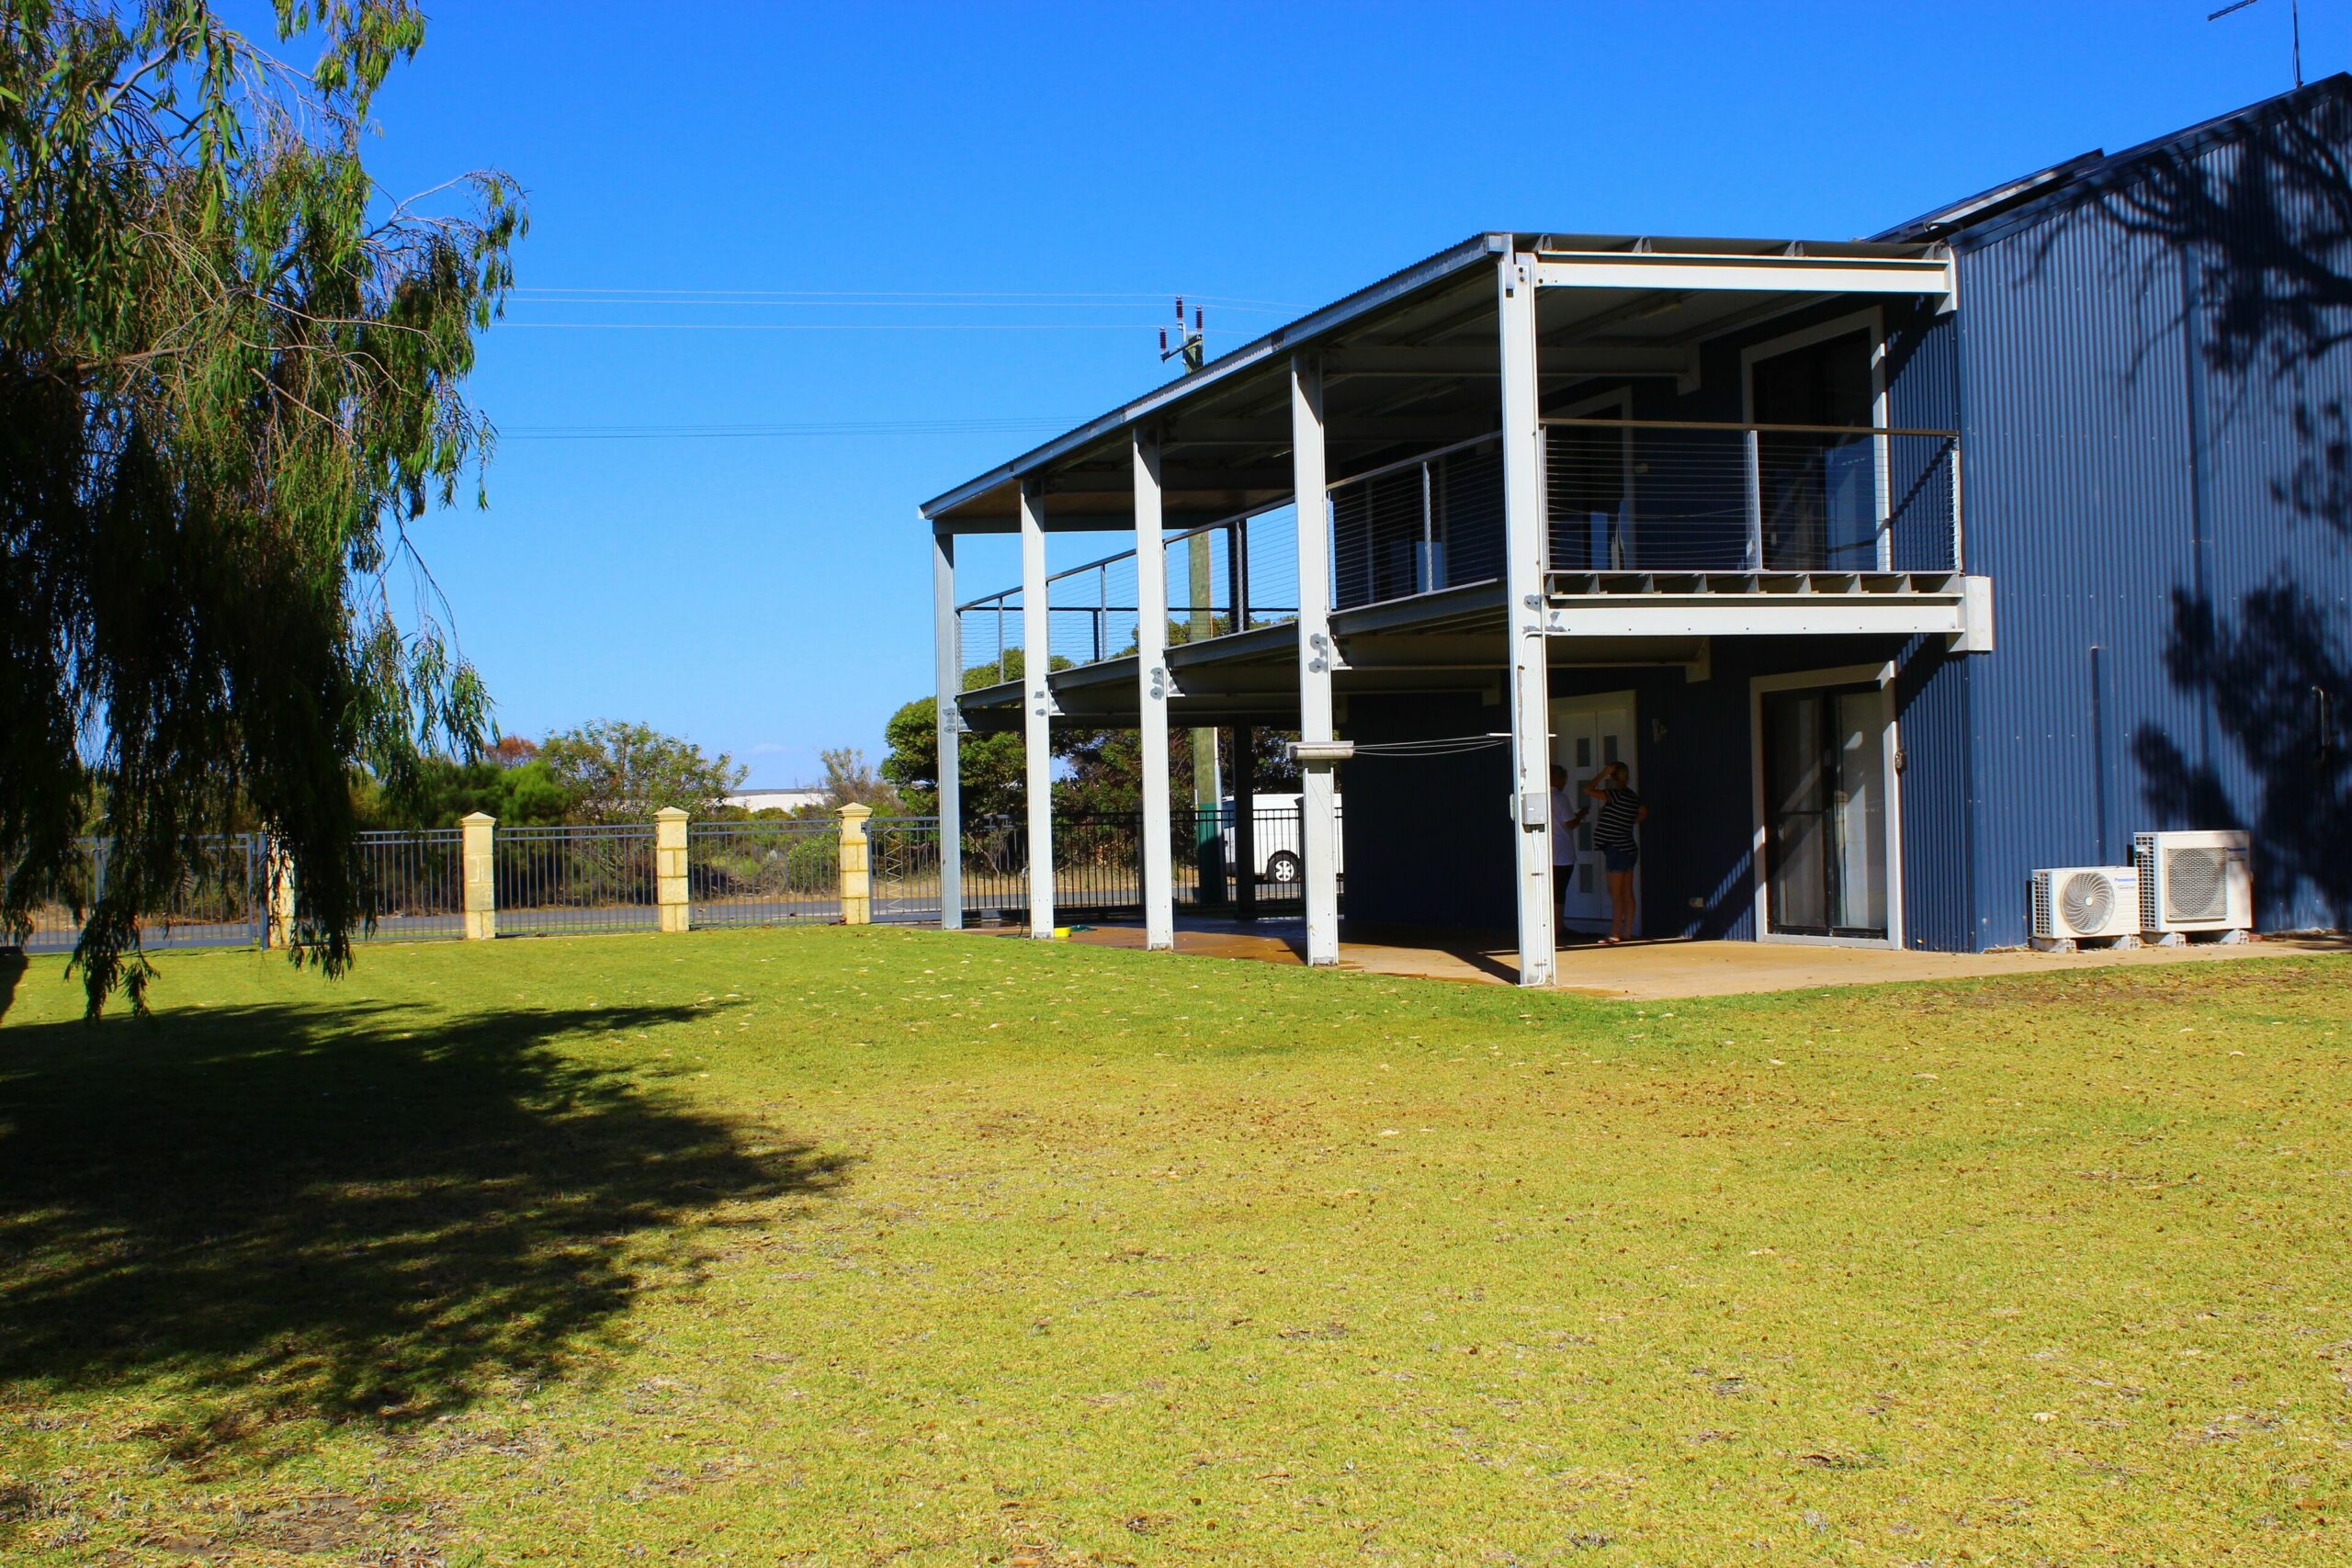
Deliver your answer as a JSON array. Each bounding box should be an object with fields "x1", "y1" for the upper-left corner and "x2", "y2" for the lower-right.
[{"x1": 1, "y1": 929, "x2": 2346, "y2": 1566}]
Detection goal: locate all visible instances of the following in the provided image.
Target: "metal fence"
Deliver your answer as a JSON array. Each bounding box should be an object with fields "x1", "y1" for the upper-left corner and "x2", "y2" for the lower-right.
[
  {"x1": 862, "y1": 816, "x2": 949, "y2": 922},
  {"x1": 7, "y1": 807, "x2": 1335, "y2": 954},
  {"x1": 492, "y1": 823, "x2": 660, "y2": 935},
  {"x1": 7, "y1": 834, "x2": 266, "y2": 955},
  {"x1": 859, "y1": 802, "x2": 1321, "y2": 926},
  {"x1": 688, "y1": 818, "x2": 840, "y2": 927},
  {"x1": 1542, "y1": 418, "x2": 1962, "y2": 575},
  {"x1": 353, "y1": 828, "x2": 466, "y2": 942}
]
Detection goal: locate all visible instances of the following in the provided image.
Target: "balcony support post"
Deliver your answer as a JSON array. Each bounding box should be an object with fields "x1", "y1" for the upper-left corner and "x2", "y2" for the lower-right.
[
  {"x1": 1743, "y1": 426, "x2": 1764, "y2": 571},
  {"x1": 933, "y1": 525, "x2": 962, "y2": 930},
  {"x1": 1134, "y1": 429, "x2": 1176, "y2": 951},
  {"x1": 1291, "y1": 352, "x2": 1341, "y2": 967},
  {"x1": 1020, "y1": 478, "x2": 1055, "y2": 939},
  {"x1": 1498, "y1": 254, "x2": 1557, "y2": 986}
]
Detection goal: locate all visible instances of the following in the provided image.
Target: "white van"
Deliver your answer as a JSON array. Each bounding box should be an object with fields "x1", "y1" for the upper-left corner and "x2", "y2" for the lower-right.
[{"x1": 1219, "y1": 794, "x2": 1344, "y2": 885}]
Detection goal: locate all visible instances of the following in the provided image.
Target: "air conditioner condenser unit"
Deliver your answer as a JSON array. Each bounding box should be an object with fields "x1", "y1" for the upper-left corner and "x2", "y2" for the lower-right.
[
  {"x1": 2030, "y1": 865, "x2": 2142, "y2": 950},
  {"x1": 2133, "y1": 829, "x2": 2253, "y2": 941}
]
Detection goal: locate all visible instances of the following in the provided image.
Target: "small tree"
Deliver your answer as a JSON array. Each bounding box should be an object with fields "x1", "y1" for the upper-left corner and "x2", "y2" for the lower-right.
[
  {"x1": 487, "y1": 734, "x2": 539, "y2": 768},
  {"x1": 819, "y1": 747, "x2": 903, "y2": 815},
  {"x1": 537, "y1": 722, "x2": 744, "y2": 824},
  {"x1": 881, "y1": 653, "x2": 1035, "y2": 821}
]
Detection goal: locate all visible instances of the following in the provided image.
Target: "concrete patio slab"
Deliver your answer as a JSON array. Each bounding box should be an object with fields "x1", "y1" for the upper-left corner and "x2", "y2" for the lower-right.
[{"x1": 980, "y1": 915, "x2": 2349, "y2": 999}]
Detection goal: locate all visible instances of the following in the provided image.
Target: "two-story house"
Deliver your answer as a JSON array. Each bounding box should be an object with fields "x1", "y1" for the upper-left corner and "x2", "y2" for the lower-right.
[{"x1": 919, "y1": 79, "x2": 2351, "y2": 983}]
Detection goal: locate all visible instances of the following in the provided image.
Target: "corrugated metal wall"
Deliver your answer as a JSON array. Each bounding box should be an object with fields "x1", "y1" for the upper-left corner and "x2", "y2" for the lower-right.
[
  {"x1": 1952, "y1": 98, "x2": 2352, "y2": 941},
  {"x1": 1893, "y1": 640, "x2": 1976, "y2": 950}
]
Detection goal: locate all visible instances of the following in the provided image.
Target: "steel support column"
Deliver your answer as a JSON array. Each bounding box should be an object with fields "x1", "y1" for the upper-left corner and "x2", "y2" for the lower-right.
[
  {"x1": 1291, "y1": 353, "x2": 1340, "y2": 966},
  {"x1": 933, "y1": 526, "x2": 963, "y2": 930},
  {"x1": 1232, "y1": 726, "x2": 1257, "y2": 922},
  {"x1": 1020, "y1": 479, "x2": 1055, "y2": 939},
  {"x1": 1134, "y1": 429, "x2": 1176, "y2": 950},
  {"x1": 1498, "y1": 254, "x2": 1557, "y2": 986}
]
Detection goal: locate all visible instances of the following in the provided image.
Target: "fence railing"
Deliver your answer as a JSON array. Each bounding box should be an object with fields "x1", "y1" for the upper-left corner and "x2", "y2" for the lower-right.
[
  {"x1": 6, "y1": 834, "x2": 266, "y2": 955},
  {"x1": 492, "y1": 823, "x2": 661, "y2": 936},
  {"x1": 354, "y1": 828, "x2": 466, "y2": 942},
  {"x1": 866, "y1": 802, "x2": 1326, "y2": 925},
  {"x1": 1541, "y1": 418, "x2": 1962, "y2": 576},
  {"x1": 688, "y1": 818, "x2": 840, "y2": 928},
  {"x1": 946, "y1": 422, "x2": 1959, "y2": 694},
  {"x1": 8, "y1": 804, "x2": 1336, "y2": 954}
]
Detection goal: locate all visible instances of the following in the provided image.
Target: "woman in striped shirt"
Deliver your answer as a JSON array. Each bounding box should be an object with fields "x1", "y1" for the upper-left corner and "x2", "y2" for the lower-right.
[{"x1": 1582, "y1": 760, "x2": 1648, "y2": 943}]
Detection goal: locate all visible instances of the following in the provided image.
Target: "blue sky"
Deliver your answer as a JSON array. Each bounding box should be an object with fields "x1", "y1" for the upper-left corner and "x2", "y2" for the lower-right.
[{"x1": 356, "y1": 0, "x2": 2333, "y2": 785}]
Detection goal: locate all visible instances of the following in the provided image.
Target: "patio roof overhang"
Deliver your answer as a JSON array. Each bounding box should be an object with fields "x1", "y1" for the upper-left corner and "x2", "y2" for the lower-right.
[{"x1": 920, "y1": 231, "x2": 1956, "y2": 536}]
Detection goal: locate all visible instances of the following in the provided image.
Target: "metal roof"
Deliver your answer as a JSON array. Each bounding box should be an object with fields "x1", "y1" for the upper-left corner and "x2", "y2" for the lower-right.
[
  {"x1": 1873, "y1": 72, "x2": 2352, "y2": 246},
  {"x1": 920, "y1": 231, "x2": 1948, "y2": 529}
]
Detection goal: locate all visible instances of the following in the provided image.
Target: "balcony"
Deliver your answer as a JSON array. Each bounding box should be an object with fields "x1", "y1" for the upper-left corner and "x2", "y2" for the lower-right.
[
  {"x1": 954, "y1": 418, "x2": 1977, "y2": 696},
  {"x1": 1542, "y1": 416, "x2": 1961, "y2": 586}
]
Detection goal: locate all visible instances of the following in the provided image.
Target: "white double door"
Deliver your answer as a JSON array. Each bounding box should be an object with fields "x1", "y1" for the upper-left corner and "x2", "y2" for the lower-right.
[{"x1": 1550, "y1": 691, "x2": 1637, "y2": 932}]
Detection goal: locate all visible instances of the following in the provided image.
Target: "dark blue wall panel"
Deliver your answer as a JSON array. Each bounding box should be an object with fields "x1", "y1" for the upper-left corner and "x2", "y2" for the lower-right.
[
  {"x1": 1893, "y1": 641, "x2": 1977, "y2": 951},
  {"x1": 1339, "y1": 693, "x2": 1516, "y2": 931}
]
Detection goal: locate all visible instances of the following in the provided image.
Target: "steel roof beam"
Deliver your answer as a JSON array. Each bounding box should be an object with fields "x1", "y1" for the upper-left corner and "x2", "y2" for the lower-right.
[{"x1": 1532, "y1": 249, "x2": 1957, "y2": 311}]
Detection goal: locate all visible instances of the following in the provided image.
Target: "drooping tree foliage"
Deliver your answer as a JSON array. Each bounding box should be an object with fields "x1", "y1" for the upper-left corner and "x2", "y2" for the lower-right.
[{"x1": 0, "y1": 1, "x2": 523, "y2": 1010}]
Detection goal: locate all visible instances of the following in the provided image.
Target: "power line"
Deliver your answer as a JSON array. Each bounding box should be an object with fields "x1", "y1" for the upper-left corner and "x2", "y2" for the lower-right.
[
  {"x1": 498, "y1": 416, "x2": 1082, "y2": 441},
  {"x1": 508, "y1": 286, "x2": 1301, "y2": 309},
  {"x1": 496, "y1": 321, "x2": 1204, "y2": 332},
  {"x1": 503, "y1": 297, "x2": 1295, "y2": 313}
]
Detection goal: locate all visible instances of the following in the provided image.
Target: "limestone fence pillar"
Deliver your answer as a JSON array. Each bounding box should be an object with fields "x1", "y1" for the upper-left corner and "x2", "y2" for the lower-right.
[
  {"x1": 264, "y1": 839, "x2": 297, "y2": 949},
  {"x1": 838, "y1": 804, "x2": 873, "y2": 925},
  {"x1": 655, "y1": 807, "x2": 690, "y2": 933},
  {"x1": 460, "y1": 811, "x2": 496, "y2": 940}
]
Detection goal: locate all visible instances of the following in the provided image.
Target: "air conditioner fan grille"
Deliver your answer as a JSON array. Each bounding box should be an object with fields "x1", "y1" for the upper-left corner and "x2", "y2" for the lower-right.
[
  {"x1": 2164, "y1": 847, "x2": 2229, "y2": 921},
  {"x1": 2060, "y1": 872, "x2": 2115, "y2": 932}
]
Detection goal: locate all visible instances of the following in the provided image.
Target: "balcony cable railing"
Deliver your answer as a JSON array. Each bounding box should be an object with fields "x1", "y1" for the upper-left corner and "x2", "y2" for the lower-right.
[
  {"x1": 954, "y1": 498, "x2": 1303, "y2": 684},
  {"x1": 950, "y1": 418, "x2": 1962, "y2": 694},
  {"x1": 1329, "y1": 433, "x2": 1504, "y2": 610},
  {"x1": 1541, "y1": 417, "x2": 1962, "y2": 577},
  {"x1": 955, "y1": 433, "x2": 1523, "y2": 681}
]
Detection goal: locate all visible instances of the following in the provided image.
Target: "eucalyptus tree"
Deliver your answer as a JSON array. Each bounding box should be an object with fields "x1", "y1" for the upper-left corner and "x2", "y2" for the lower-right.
[{"x1": 1, "y1": 1, "x2": 524, "y2": 1010}]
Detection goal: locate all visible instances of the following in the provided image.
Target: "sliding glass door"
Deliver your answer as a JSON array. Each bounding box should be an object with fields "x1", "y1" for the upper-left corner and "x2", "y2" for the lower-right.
[{"x1": 1761, "y1": 685, "x2": 1888, "y2": 939}]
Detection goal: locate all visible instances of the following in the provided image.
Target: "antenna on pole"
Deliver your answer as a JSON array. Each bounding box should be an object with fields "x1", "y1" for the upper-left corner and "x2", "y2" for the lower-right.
[
  {"x1": 2209, "y1": 0, "x2": 2302, "y2": 87},
  {"x1": 1159, "y1": 295, "x2": 1205, "y2": 373}
]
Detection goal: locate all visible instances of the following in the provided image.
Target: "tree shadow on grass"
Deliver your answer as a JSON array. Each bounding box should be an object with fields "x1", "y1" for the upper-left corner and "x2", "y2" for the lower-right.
[{"x1": 0, "y1": 996, "x2": 847, "y2": 1463}]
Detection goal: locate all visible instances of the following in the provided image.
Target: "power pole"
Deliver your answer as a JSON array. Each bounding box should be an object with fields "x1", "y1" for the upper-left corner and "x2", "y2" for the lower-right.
[{"x1": 1161, "y1": 299, "x2": 1224, "y2": 905}]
